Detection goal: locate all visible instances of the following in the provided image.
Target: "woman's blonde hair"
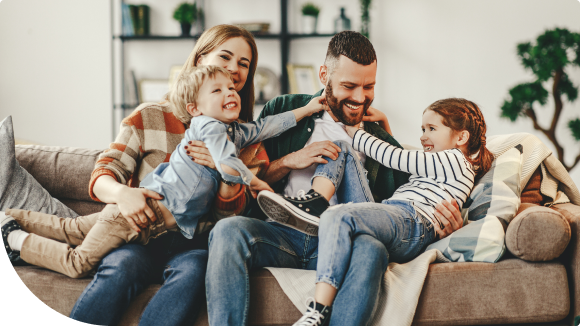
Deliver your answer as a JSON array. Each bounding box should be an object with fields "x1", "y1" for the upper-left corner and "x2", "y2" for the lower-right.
[
  {"x1": 169, "y1": 65, "x2": 232, "y2": 123},
  {"x1": 174, "y1": 24, "x2": 258, "y2": 123}
]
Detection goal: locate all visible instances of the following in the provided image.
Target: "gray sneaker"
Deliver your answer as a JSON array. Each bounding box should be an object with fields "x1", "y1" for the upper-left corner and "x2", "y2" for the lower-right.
[{"x1": 257, "y1": 189, "x2": 329, "y2": 230}]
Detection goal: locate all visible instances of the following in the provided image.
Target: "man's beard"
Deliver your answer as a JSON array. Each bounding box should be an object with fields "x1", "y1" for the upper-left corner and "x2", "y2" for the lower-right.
[{"x1": 325, "y1": 81, "x2": 372, "y2": 126}]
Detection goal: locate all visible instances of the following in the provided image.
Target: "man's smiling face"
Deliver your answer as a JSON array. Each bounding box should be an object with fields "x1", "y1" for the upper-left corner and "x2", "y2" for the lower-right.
[{"x1": 324, "y1": 55, "x2": 376, "y2": 126}]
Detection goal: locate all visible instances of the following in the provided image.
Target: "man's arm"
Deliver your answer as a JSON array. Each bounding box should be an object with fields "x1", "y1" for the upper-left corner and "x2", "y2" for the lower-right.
[{"x1": 261, "y1": 141, "x2": 342, "y2": 185}]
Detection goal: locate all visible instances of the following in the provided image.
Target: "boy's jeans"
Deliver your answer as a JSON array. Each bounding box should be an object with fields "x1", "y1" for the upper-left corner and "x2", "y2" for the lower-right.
[
  {"x1": 316, "y1": 200, "x2": 436, "y2": 290},
  {"x1": 7, "y1": 198, "x2": 168, "y2": 278}
]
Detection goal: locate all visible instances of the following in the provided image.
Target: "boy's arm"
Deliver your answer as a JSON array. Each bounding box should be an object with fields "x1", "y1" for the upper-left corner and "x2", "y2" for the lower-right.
[{"x1": 237, "y1": 95, "x2": 326, "y2": 148}]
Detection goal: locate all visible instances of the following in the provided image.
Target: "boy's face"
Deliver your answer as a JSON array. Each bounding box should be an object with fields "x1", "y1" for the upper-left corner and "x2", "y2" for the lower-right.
[
  {"x1": 192, "y1": 73, "x2": 241, "y2": 124},
  {"x1": 420, "y1": 110, "x2": 459, "y2": 153}
]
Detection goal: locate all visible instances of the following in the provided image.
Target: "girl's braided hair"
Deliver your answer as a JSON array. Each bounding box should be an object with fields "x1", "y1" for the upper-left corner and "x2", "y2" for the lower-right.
[{"x1": 426, "y1": 98, "x2": 494, "y2": 179}]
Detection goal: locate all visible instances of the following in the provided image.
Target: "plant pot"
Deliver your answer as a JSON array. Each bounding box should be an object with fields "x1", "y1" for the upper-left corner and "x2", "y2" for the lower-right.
[
  {"x1": 180, "y1": 23, "x2": 192, "y2": 36},
  {"x1": 302, "y1": 15, "x2": 317, "y2": 34}
]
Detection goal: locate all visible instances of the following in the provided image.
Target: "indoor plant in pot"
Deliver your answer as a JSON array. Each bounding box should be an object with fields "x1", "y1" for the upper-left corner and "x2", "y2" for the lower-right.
[
  {"x1": 301, "y1": 2, "x2": 320, "y2": 34},
  {"x1": 173, "y1": 2, "x2": 197, "y2": 36}
]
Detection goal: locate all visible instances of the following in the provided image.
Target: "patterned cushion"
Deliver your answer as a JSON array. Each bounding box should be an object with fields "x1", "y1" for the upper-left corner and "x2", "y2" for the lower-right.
[
  {"x1": 426, "y1": 145, "x2": 523, "y2": 262},
  {"x1": 0, "y1": 116, "x2": 78, "y2": 217}
]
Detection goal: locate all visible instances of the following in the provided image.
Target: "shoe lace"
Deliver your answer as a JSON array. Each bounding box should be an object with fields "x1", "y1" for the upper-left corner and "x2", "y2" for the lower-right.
[
  {"x1": 295, "y1": 189, "x2": 312, "y2": 201},
  {"x1": 294, "y1": 298, "x2": 326, "y2": 326}
]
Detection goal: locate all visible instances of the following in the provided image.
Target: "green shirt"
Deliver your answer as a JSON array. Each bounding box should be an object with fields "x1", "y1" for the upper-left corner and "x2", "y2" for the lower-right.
[{"x1": 258, "y1": 89, "x2": 410, "y2": 204}]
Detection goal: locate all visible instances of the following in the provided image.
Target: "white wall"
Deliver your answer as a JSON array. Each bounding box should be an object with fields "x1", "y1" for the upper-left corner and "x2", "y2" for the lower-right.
[
  {"x1": 0, "y1": 0, "x2": 111, "y2": 150},
  {"x1": 1, "y1": 0, "x2": 578, "y2": 179}
]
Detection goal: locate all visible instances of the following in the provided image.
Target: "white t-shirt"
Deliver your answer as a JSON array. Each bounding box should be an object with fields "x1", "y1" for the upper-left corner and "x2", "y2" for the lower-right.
[{"x1": 284, "y1": 111, "x2": 366, "y2": 205}]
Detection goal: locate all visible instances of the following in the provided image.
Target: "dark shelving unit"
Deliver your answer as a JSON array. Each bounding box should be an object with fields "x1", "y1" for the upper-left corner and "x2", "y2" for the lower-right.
[{"x1": 111, "y1": 0, "x2": 335, "y2": 136}]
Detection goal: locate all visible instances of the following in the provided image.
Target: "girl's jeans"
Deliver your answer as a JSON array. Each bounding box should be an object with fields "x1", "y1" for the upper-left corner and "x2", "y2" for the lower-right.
[{"x1": 314, "y1": 140, "x2": 436, "y2": 290}]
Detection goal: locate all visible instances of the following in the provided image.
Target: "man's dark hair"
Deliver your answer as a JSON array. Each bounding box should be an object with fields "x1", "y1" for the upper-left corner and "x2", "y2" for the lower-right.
[{"x1": 324, "y1": 31, "x2": 377, "y2": 74}]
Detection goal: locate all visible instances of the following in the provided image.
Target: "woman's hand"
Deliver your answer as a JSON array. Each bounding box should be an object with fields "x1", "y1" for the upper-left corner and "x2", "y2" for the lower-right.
[
  {"x1": 185, "y1": 140, "x2": 216, "y2": 170},
  {"x1": 432, "y1": 199, "x2": 463, "y2": 239},
  {"x1": 363, "y1": 106, "x2": 392, "y2": 135},
  {"x1": 248, "y1": 177, "x2": 274, "y2": 198},
  {"x1": 115, "y1": 187, "x2": 163, "y2": 233}
]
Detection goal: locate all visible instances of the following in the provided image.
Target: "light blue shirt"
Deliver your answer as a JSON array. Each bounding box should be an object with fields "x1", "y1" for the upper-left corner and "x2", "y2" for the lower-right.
[{"x1": 140, "y1": 110, "x2": 296, "y2": 238}]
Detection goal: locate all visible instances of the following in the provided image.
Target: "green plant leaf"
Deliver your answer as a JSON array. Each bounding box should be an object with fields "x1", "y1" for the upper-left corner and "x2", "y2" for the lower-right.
[
  {"x1": 173, "y1": 2, "x2": 197, "y2": 23},
  {"x1": 559, "y1": 73, "x2": 579, "y2": 102},
  {"x1": 301, "y1": 2, "x2": 320, "y2": 16},
  {"x1": 569, "y1": 118, "x2": 580, "y2": 141},
  {"x1": 500, "y1": 82, "x2": 548, "y2": 121}
]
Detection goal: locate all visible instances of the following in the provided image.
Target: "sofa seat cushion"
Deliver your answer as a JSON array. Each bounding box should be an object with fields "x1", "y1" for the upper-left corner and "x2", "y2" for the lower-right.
[{"x1": 412, "y1": 258, "x2": 569, "y2": 325}]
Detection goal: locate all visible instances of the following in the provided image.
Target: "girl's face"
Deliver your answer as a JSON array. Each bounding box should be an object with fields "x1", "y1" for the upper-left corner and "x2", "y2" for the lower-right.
[
  {"x1": 197, "y1": 37, "x2": 252, "y2": 92},
  {"x1": 420, "y1": 110, "x2": 461, "y2": 153}
]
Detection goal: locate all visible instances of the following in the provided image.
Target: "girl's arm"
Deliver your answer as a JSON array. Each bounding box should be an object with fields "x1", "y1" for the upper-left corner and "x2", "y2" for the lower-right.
[{"x1": 352, "y1": 129, "x2": 473, "y2": 182}]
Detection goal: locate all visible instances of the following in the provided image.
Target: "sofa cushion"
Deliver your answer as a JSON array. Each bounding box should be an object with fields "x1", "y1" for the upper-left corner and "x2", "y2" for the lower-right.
[
  {"x1": 426, "y1": 145, "x2": 522, "y2": 262},
  {"x1": 412, "y1": 259, "x2": 569, "y2": 325},
  {"x1": 506, "y1": 205, "x2": 570, "y2": 261},
  {"x1": 0, "y1": 116, "x2": 78, "y2": 218},
  {"x1": 15, "y1": 145, "x2": 105, "y2": 216}
]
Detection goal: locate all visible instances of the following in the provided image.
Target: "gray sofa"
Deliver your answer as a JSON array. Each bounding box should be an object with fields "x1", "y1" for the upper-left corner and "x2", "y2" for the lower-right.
[{"x1": 12, "y1": 144, "x2": 580, "y2": 326}]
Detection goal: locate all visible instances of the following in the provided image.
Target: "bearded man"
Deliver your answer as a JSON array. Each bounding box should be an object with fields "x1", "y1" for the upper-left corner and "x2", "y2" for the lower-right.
[{"x1": 204, "y1": 31, "x2": 463, "y2": 326}]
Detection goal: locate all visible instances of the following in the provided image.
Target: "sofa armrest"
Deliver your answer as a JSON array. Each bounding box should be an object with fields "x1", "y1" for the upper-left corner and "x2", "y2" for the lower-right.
[{"x1": 552, "y1": 203, "x2": 580, "y2": 324}]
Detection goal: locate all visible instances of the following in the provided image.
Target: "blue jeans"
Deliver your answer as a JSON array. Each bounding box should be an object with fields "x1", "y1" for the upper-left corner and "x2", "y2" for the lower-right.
[
  {"x1": 70, "y1": 232, "x2": 208, "y2": 326},
  {"x1": 206, "y1": 217, "x2": 389, "y2": 326},
  {"x1": 313, "y1": 140, "x2": 374, "y2": 204},
  {"x1": 317, "y1": 200, "x2": 436, "y2": 291}
]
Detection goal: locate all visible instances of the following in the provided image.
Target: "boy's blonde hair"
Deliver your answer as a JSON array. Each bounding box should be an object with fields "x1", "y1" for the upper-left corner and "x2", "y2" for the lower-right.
[{"x1": 169, "y1": 65, "x2": 233, "y2": 124}]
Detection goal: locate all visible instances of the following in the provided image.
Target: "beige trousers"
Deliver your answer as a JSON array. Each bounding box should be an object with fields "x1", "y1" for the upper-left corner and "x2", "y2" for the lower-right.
[{"x1": 6, "y1": 199, "x2": 168, "y2": 278}]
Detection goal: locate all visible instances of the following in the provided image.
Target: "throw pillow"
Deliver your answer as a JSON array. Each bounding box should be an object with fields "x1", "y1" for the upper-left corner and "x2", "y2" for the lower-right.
[
  {"x1": 426, "y1": 145, "x2": 523, "y2": 263},
  {"x1": 0, "y1": 116, "x2": 78, "y2": 218}
]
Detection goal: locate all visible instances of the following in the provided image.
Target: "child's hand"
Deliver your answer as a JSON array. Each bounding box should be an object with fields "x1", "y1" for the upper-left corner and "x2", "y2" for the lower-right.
[
  {"x1": 304, "y1": 95, "x2": 328, "y2": 115},
  {"x1": 363, "y1": 106, "x2": 392, "y2": 135},
  {"x1": 249, "y1": 177, "x2": 274, "y2": 198},
  {"x1": 344, "y1": 122, "x2": 362, "y2": 138}
]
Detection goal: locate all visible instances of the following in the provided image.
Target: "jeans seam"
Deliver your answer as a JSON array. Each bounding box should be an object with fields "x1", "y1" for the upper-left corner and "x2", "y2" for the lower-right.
[{"x1": 250, "y1": 237, "x2": 298, "y2": 257}]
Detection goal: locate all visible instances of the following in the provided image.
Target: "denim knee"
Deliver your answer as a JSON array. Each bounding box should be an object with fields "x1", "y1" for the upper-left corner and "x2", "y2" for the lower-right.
[
  {"x1": 333, "y1": 140, "x2": 355, "y2": 153},
  {"x1": 319, "y1": 205, "x2": 353, "y2": 230},
  {"x1": 98, "y1": 244, "x2": 152, "y2": 283},
  {"x1": 209, "y1": 216, "x2": 256, "y2": 250}
]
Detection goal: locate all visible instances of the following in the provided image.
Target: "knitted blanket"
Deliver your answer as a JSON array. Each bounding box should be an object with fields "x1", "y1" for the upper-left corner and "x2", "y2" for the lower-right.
[{"x1": 266, "y1": 132, "x2": 579, "y2": 326}]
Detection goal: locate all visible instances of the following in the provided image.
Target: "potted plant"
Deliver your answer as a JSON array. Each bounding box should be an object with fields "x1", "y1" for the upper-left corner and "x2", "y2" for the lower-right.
[
  {"x1": 360, "y1": 0, "x2": 371, "y2": 38},
  {"x1": 301, "y1": 2, "x2": 320, "y2": 34},
  {"x1": 173, "y1": 2, "x2": 197, "y2": 36}
]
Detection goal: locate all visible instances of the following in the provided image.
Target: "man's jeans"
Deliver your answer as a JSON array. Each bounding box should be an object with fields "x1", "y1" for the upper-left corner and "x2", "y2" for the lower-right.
[
  {"x1": 206, "y1": 218, "x2": 389, "y2": 326},
  {"x1": 69, "y1": 232, "x2": 208, "y2": 326},
  {"x1": 317, "y1": 200, "x2": 436, "y2": 290}
]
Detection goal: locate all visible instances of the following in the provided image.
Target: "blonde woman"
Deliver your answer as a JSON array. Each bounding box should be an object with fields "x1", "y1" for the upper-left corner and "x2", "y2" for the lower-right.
[{"x1": 53, "y1": 25, "x2": 260, "y2": 326}]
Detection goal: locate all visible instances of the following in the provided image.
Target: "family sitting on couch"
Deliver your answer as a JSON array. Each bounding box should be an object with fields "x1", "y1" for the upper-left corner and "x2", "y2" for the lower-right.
[{"x1": 3, "y1": 25, "x2": 509, "y2": 326}]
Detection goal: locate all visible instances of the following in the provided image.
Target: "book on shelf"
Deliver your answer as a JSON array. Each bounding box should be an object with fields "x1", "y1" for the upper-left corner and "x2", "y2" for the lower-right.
[
  {"x1": 128, "y1": 4, "x2": 150, "y2": 36},
  {"x1": 121, "y1": 2, "x2": 134, "y2": 36}
]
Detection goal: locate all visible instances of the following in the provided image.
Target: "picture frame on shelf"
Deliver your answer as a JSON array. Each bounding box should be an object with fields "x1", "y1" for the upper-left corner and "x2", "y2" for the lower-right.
[
  {"x1": 139, "y1": 79, "x2": 170, "y2": 103},
  {"x1": 169, "y1": 65, "x2": 183, "y2": 88},
  {"x1": 287, "y1": 64, "x2": 319, "y2": 94}
]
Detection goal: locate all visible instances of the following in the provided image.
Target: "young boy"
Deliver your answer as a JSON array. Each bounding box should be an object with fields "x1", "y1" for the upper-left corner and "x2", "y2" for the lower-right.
[{"x1": 1, "y1": 65, "x2": 326, "y2": 278}]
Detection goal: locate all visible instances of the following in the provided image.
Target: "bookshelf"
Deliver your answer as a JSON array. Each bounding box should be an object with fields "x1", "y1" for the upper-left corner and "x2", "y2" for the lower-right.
[{"x1": 111, "y1": 0, "x2": 335, "y2": 137}]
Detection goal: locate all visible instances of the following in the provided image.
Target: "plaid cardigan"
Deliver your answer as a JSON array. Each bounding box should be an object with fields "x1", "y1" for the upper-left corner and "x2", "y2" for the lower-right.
[{"x1": 89, "y1": 102, "x2": 269, "y2": 222}]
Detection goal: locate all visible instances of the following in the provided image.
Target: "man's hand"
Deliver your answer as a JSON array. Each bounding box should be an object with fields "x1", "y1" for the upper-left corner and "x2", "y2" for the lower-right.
[
  {"x1": 432, "y1": 199, "x2": 463, "y2": 239},
  {"x1": 115, "y1": 187, "x2": 163, "y2": 232},
  {"x1": 184, "y1": 140, "x2": 216, "y2": 170},
  {"x1": 249, "y1": 177, "x2": 274, "y2": 198},
  {"x1": 283, "y1": 141, "x2": 342, "y2": 170}
]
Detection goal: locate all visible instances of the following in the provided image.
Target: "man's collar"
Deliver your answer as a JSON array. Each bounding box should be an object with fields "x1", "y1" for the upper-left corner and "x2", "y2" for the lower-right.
[{"x1": 312, "y1": 88, "x2": 325, "y2": 119}]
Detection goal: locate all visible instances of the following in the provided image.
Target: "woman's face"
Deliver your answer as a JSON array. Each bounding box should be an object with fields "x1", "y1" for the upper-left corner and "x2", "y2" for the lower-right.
[{"x1": 198, "y1": 37, "x2": 252, "y2": 92}]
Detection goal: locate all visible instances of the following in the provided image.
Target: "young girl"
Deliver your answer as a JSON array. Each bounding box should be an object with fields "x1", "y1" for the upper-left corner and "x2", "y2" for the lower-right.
[{"x1": 258, "y1": 98, "x2": 494, "y2": 326}]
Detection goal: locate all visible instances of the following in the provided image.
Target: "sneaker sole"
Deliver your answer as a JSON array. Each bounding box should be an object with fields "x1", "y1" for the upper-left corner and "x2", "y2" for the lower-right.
[
  {"x1": 257, "y1": 196, "x2": 319, "y2": 236},
  {"x1": 257, "y1": 192, "x2": 321, "y2": 226}
]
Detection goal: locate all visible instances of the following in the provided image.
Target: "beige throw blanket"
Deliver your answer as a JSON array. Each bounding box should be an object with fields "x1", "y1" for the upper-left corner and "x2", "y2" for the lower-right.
[{"x1": 266, "y1": 133, "x2": 579, "y2": 326}]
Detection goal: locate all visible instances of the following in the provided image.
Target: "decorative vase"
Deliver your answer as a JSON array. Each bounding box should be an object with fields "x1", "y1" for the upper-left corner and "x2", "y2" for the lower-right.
[
  {"x1": 180, "y1": 23, "x2": 192, "y2": 36},
  {"x1": 302, "y1": 15, "x2": 318, "y2": 34},
  {"x1": 334, "y1": 7, "x2": 351, "y2": 33}
]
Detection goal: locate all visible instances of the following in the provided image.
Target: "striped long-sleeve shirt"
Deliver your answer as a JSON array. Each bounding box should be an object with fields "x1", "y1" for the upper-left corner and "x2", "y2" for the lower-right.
[{"x1": 352, "y1": 130, "x2": 475, "y2": 227}]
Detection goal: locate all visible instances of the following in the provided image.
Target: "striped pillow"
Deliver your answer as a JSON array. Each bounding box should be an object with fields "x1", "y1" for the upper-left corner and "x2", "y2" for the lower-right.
[{"x1": 426, "y1": 145, "x2": 523, "y2": 262}]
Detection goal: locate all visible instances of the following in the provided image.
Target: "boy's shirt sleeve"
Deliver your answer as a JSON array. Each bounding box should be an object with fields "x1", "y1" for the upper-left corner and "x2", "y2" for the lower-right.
[
  {"x1": 235, "y1": 111, "x2": 296, "y2": 149},
  {"x1": 195, "y1": 118, "x2": 254, "y2": 186}
]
